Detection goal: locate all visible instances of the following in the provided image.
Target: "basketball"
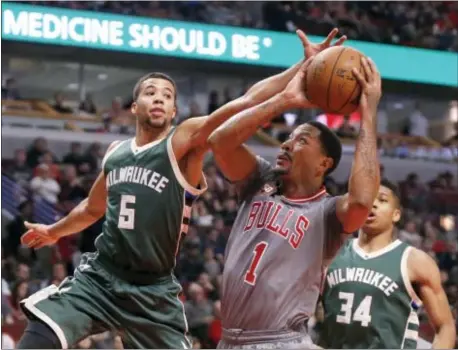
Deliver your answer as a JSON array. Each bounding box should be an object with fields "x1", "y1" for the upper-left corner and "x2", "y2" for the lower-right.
[{"x1": 305, "y1": 46, "x2": 364, "y2": 114}]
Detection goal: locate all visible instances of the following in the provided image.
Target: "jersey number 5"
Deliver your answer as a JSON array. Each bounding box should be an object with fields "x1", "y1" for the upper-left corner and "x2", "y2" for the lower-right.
[
  {"x1": 118, "y1": 195, "x2": 136, "y2": 230},
  {"x1": 337, "y1": 292, "x2": 372, "y2": 327},
  {"x1": 244, "y1": 241, "x2": 268, "y2": 286}
]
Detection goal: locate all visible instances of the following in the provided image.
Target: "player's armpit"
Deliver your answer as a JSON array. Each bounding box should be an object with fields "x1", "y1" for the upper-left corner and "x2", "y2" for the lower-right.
[
  {"x1": 408, "y1": 248, "x2": 456, "y2": 349},
  {"x1": 334, "y1": 193, "x2": 372, "y2": 234}
]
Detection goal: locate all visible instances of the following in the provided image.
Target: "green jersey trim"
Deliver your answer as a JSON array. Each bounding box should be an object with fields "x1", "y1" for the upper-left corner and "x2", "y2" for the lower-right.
[
  {"x1": 400, "y1": 246, "x2": 423, "y2": 307},
  {"x1": 352, "y1": 237, "x2": 402, "y2": 260},
  {"x1": 101, "y1": 140, "x2": 125, "y2": 169},
  {"x1": 130, "y1": 135, "x2": 167, "y2": 154},
  {"x1": 166, "y1": 130, "x2": 208, "y2": 196}
]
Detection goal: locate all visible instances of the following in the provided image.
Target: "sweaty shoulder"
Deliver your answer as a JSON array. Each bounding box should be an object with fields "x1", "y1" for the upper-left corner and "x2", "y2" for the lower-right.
[
  {"x1": 232, "y1": 156, "x2": 273, "y2": 201},
  {"x1": 407, "y1": 247, "x2": 438, "y2": 283},
  {"x1": 101, "y1": 140, "x2": 124, "y2": 169},
  {"x1": 172, "y1": 117, "x2": 207, "y2": 159}
]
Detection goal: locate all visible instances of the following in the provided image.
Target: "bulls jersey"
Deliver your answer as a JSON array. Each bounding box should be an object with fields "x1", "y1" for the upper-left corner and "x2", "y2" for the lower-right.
[{"x1": 221, "y1": 157, "x2": 346, "y2": 330}]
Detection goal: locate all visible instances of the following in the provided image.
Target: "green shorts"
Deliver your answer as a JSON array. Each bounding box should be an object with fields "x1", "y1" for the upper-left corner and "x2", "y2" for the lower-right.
[{"x1": 21, "y1": 253, "x2": 192, "y2": 349}]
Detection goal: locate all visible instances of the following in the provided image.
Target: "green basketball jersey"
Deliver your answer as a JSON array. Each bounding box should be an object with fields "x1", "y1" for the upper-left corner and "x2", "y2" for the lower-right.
[
  {"x1": 319, "y1": 238, "x2": 422, "y2": 349},
  {"x1": 94, "y1": 129, "x2": 206, "y2": 275}
]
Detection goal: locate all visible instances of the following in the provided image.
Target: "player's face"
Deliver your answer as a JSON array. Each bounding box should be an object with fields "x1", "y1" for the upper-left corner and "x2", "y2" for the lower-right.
[
  {"x1": 276, "y1": 124, "x2": 332, "y2": 179},
  {"x1": 131, "y1": 78, "x2": 176, "y2": 129},
  {"x1": 362, "y1": 185, "x2": 401, "y2": 234}
]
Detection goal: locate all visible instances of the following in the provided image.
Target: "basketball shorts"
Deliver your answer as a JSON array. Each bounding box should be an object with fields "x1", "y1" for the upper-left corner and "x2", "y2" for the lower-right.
[{"x1": 20, "y1": 252, "x2": 192, "y2": 349}]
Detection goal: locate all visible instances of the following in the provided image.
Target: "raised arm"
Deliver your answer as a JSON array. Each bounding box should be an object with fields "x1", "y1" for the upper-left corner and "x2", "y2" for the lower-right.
[
  {"x1": 208, "y1": 57, "x2": 319, "y2": 182},
  {"x1": 172, "y1": 29, "x2": 346, "y2": 161},
  {"x1": 408, "y1": 248, "x2": 456, "y2": 349},
  {"x1": 21, "y1": 141, "x2": 119, "y2": 249},
  {"x1": 334, "y1": 57, "x2": 381, "y2": 234}
]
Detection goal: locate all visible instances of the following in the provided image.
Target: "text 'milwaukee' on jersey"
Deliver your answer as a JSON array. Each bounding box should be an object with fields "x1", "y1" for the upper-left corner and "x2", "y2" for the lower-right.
[
  {"x1": 221, "y1": 156, "x2": 347, "y2": 331},
  {"x1": 94, "y1": 129, "x2": 207, "y2": 275},
  {"x1": 319, "y1": 238, "x2": 422, "y2": 349}
]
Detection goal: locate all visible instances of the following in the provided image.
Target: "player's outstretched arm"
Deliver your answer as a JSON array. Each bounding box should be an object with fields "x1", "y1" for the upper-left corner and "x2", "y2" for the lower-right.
[
  {"x1": 172, "y1": 29, "x2": 346, "y2": 162},
  {"x1": 408, "y1": 248, "x2": 456, "y2": 349},
  {"x1": 334, "y1": 57, "x2": 381, "y2": 234},
  {"x1": 21, "y1": 141, "x2": 119, "y2": 249},
  {"x1": 207, "y1": 57, "x2": 317, "y2": 182}
]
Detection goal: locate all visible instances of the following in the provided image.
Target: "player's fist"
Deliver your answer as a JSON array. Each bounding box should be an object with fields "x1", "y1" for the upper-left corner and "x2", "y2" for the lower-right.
[{"x1": 21, "y1": 221, "x2": 58, "y2": 249}]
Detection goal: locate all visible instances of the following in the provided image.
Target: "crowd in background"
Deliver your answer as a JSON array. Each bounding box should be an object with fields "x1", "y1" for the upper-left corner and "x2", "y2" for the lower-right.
[
  {"x1": 1, "y1": 1, "x2": 457, "y2": 347},
  {"x1": 23, "y1": 1, "x2": 458, "y2": 52},
  {"x1": 1, "y1": 136, "x2": 457, "y2": 348}
]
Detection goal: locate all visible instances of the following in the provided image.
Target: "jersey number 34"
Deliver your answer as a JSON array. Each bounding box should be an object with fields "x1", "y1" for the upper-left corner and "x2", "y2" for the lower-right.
[{"x1": 337, "y1": 292, "x2": 373, "y2": 327}]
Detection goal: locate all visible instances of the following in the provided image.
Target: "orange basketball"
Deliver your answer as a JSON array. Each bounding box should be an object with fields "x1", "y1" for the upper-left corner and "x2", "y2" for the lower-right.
[{"x1": 305, "y1": 46, "x2": 363, "y2": 114}]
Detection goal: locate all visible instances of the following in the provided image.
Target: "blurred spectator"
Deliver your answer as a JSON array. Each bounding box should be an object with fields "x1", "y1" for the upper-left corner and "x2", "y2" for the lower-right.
[
  {"x1": 82, "y1": 142, "x2": 104, "y2": 174},
  {"x1": 6, "y1": 149, "x2": 32, "y2": 188},
  {"x1": 30, "y1": 164, "x2": 61, "y2": 204},
  {"x1": 1, "y1": 78, "x2": 21, "y2": 100},
  {"x1": 407, "y1": 103, "x2": 429, "y2": 137},
  {"x1": 185, "y1": 283, "x2": 214, "y2": 346},
  {"x1": 203, "y1": 248, "x2": 221, "y2": 278},
  {"x1": 59, "y1": 164, "x2": 87, "y2": 206},
  {"x1": 336, "y1": 115, "x2": 357, "y2": 138},
  {"x1": 207, "y1": 91, "x2": 219, "y2": 115},
  {"x1": 52, "y1": 91, "x2": 73, "y2": 114},
  {"x1": 34, "y1": 151, "x2": 61, "y2": 181},
  {"x1": 79, "y1": 93, "x2": 98, "y2": 114},
  {"x1": 197, "y1": 273, "x2": 219, "y2": 301},
  {"x1": 10, "y1": 280, "x2": 29, "y2": 321},
  {"x1": 26, "y1": 137, "x2": 50, "y2": 168},
  {"x1": 178, "y1": 240, "x2": 205, "y2": 283},
  {"x1": 399, "y1": 220, "x2": 423, "y2": 248},
  {"x1": 62, "y1": 142, "x2": 85, "y2": 173},
  {"x1": 208, "y1": 300, "x2": 222, "y2": 347},
  {"x1": 102, "y1": 97, "x2": 131, "y2": 134},
  {"x1": 4, "y1": 200, "x2": 34, "y2": 259}
]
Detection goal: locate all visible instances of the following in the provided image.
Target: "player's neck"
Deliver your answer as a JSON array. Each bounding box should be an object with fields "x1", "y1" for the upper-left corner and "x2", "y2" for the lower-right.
[
  {"x1": 357, "y1": 229, "x2": 396, "y2": 253},
  {"x1": 282, "y1": 177, "x2": 324, "y2": 200},
  {"x1": 135, "y1": 124, "x2": 172, "y2": 147}
]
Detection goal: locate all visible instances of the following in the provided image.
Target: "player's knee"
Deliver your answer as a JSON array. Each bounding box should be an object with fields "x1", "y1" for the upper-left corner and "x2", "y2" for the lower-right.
[{"x1": 17, "y1": 320, "x2": 61, "y2": 349}]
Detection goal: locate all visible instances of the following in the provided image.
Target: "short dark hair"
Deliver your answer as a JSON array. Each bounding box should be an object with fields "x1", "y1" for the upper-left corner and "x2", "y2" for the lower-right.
[
  {"x1": 380, "y1": 178, "x2": 401, "y2": 207},
  {"x1": 132, "y1": 72, "x2": 177, "y2": 101},
  {"x1": 306, "y1": 121, "x2": 342, "y2": 176}
]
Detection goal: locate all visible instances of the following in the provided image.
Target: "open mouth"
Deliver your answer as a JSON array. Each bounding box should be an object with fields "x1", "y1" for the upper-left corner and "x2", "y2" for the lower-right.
[{"x1": 366, "y1": 211, "x2": 376, "y2": 222}]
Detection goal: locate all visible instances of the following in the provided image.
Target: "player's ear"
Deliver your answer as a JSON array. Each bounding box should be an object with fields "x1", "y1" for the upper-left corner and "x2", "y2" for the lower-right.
[
  {"x1": 392, "y1": 208, "x2": 401, "y2": 224},
  {"x1": 321, "y1": 157, "x2": 333, "y2": 173},
  {"x1": 171, "y1": 105, "x2": 177, "y2": 120},
  {"x1": 131, "y1": 101, "x2": 137, "y2": 115}
]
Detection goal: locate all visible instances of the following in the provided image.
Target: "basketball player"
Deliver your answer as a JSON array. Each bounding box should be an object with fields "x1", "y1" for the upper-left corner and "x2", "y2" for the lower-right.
[
  {"x1": 17, "y1": 29, "x2": 345, "y2": 349},
  {"x1": 207, "y1": 55, "x2": 381, "y2": 347},
  {"x1": 319, "y1": 180, "x2": 456, "y2": 349}
]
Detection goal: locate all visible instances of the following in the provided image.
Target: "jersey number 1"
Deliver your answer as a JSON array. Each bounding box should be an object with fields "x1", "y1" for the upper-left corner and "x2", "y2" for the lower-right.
[
  {"x1": 118, "y1": 195, "x2": 136, "y2": 230},
  {"x1": 244, "y1": 241, "x2": 268, "y2": 286},
  {"x1": 337, "y1": 292, "x2": 372, "y2": 327}
]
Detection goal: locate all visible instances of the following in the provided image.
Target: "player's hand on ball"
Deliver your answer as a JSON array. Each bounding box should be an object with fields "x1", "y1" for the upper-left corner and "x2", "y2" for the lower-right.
[
  {"x1": 297, "y1": 28, "x2": 347, "y2": 59},
  {"x1": 352, "y1": 57, "x2": 382, "y2": 114},
  {"x1": 282, "y1": 56, "x2": 316, "y2": 109},
  {"x1": 21, "y1": 221, "x2": 58, "y2": 249}
]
